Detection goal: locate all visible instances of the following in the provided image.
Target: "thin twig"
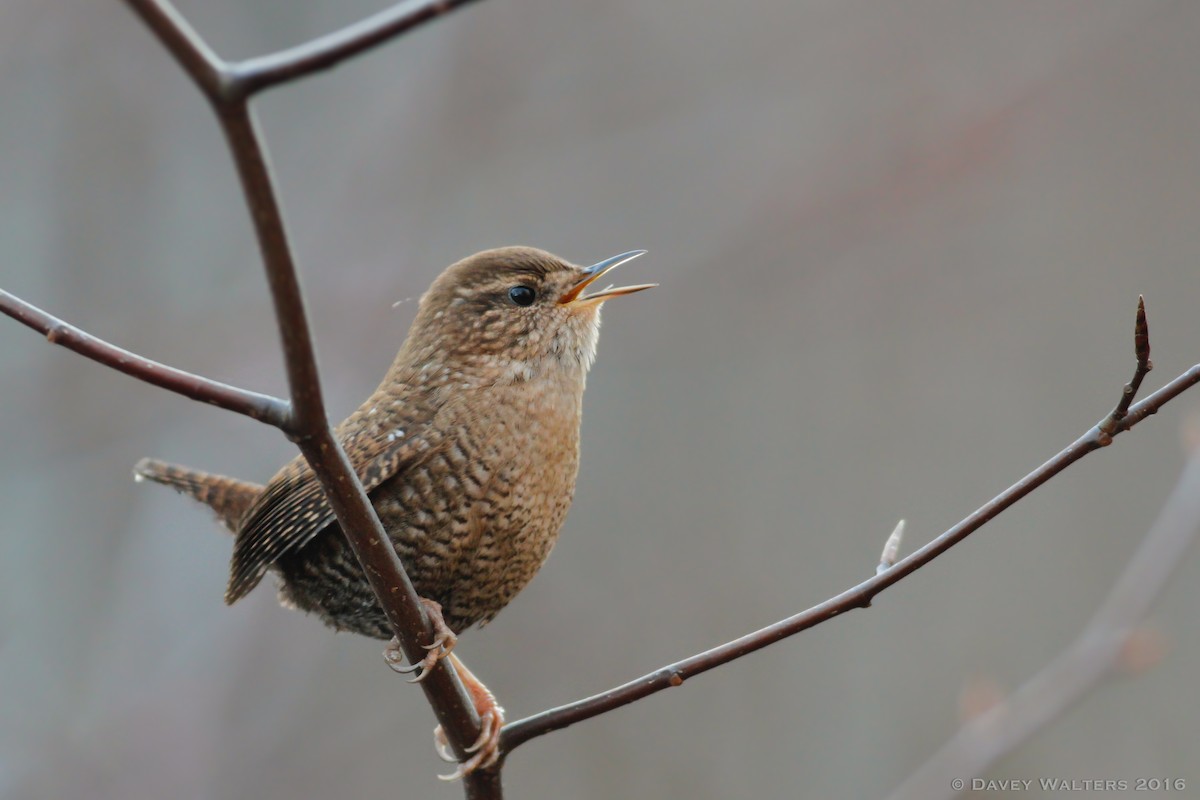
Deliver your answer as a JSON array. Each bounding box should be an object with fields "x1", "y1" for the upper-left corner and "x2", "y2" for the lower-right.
[
  {"x1": 886, "y1": 447, "x2": 1200, "y2": 800},
  {"x1": 500, "y1": 303, "x2": 1200, "y2": 755},
  {"x1": 0, "y1": 289, "x2": 289, "y2": 426},
  {"x1": 1104, "y1": 295, "x2": 1152, "y2": 431},
  {"x1": 229, "y1": 0, "x2": 484, "y2": 99},
  {"x1": 122, "y1": 0, "x2": 228, "y2": 99}
]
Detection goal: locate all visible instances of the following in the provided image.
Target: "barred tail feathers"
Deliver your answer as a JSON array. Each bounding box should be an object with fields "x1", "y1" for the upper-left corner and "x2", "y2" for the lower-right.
[{"x1": 133, "y1": 457, "x2": 263, "y2": 531}]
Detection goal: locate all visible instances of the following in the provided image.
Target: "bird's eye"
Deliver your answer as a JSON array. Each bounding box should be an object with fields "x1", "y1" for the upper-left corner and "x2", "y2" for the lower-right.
[{"x1": 508, "y1": 285, "x2": 536, "y2": 306}]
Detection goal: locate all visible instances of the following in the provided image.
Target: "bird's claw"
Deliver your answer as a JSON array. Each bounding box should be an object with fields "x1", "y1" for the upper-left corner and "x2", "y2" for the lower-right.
[
  {"x1": 381, "y1": 598, "x2": 457, "y2": 682},
  {"x1": 464, "y1": 705, "x2": 498, "y2": 754},
  {"x1": 432, "y1": 652, "x2": 505, "y2": 780},
  {"x1": 401, "y1": 642, "x2": 453, "y2": 684},
  {"x1": 436, "y1": 703, "x2": 505, "y2": 780},
  {"x1": 434, "y1": 726, "x2": 457, "y2": 763}
]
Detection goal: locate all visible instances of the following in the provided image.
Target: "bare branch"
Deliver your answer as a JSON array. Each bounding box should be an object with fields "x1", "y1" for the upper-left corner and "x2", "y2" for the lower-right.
[
  {"x1": 0, "y1": 289, "x2": 289, "y2": 426},
  {"x1": 886, "y1": 447, "x2": 1200, "y2": 800},
  {"x1": 500, "y1": 300, "x2": 1200, "y2": 755},
  {"x1": 211, "y1": 102, "x2": 323, "y2": 438},
  {"x1": 122, "y1": 0, "x2": 229, "y2": 101},
  {"x1": 124, "y1": 0, "x2": 483, "y2": 105},
  {"x1": 230, "y1": 0, "x2": 484, "y2": 99},
  {"x1": 116, "y1": 0, "x2": 494, "y2": 789}
]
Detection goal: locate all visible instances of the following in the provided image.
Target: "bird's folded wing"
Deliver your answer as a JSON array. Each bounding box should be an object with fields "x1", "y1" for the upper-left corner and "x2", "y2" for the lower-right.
[{"x1": 225, "y1": 395, "x2": 462, "y2": 604}]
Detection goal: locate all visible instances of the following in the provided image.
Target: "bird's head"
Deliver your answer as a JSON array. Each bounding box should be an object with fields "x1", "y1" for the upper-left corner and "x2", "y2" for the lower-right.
[{"x1": 402, "y1": 246, "x2": 653, "y2": 382}]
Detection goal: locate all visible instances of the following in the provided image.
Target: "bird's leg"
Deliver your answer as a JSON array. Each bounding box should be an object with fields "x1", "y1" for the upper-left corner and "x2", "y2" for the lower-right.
[
  {"x1": 383, "y1": 597, "x2": 457, "y2": 682},
  {"x1": 435, "y1": 652, "x2": 505, "y2": 780}
]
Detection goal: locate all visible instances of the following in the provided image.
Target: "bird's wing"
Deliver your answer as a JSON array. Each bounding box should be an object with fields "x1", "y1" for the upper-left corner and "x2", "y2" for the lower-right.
[{"x1": 225, "y1": 393, "x2": 461, "y2": 604}]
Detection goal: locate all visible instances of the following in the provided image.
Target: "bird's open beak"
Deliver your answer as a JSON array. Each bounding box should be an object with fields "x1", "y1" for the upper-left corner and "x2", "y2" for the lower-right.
[{"x1": 559, "y1": 250, "x2": 656, "y2": 305}]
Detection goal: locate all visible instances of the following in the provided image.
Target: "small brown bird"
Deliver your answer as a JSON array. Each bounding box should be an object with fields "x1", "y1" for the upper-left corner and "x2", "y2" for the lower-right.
[{"x1": 134, "y1": 246, "x2": 652, "y2": 775}]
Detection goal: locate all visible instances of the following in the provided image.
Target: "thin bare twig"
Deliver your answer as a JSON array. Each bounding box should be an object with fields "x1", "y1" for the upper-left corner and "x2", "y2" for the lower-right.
[
  {"x1": 886, "y1": 447, "x2": 1200, "y2": 800},
  {"x1": 500, "y1": 303, "x2": 1200, "y2": 756},
  {"x1": 1104, "y1": 295, "x2": 1152, "y2": 432},
  {"x1": 0, "y1": 289, "x2": 288, "y2": 426},
  {"x1": 120, "y1": 0, "x2": 481, "y2": 104},
  {"x1": 229, "y1": 0, "x2": 483, "y2": 99},
  {"x1": 121, "y1": 0, "x2": 226, "y2": 98}
]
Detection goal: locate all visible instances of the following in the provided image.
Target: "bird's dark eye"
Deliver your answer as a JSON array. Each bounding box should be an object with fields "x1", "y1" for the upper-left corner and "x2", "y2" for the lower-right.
[{"x1": 508, "y1": 285, "x2": 536, "y2": 306}]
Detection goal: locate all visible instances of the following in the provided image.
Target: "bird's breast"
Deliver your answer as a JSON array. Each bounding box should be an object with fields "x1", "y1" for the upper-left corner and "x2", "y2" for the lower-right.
[{"x1": 379, "y1": 377, "x2": 585, "y2": 629}]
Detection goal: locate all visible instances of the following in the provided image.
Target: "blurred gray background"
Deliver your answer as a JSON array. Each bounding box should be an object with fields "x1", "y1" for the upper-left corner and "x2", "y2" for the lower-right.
[{"x1": 3, "y1": 1, "x2": 1200, "y2": 798}]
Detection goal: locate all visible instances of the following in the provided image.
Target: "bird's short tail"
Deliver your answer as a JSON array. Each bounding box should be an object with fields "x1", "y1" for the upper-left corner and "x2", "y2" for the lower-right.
[{"x1": 133, "y1": 458, "x2": 263, "y2": 532}]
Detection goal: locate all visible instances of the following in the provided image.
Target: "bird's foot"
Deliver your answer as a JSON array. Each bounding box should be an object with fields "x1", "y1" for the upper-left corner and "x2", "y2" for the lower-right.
[
  {"x1": 382, "y1": 597, "x2": 457, "y2": 683},
  {"x1": 435, "y1": 653, "x2": 505, "y2": 780}
]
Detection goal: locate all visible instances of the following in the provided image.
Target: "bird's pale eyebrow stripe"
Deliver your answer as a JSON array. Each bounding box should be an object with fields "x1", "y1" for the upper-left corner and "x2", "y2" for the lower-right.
[
  {"x1": 461, "y1": 263, "x2": 549, "y2": 291},
  {"x1": 505, "y1": 264, "x2": 551, "y2": 280}
]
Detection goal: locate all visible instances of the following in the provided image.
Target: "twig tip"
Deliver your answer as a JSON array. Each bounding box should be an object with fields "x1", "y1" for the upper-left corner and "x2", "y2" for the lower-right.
[
  {"x1": 1134, "y1": 295, "x2": 1150, "y2": 366},
  {"x1": 877, "y1": 519, "x2": 905, "y2": 575}
]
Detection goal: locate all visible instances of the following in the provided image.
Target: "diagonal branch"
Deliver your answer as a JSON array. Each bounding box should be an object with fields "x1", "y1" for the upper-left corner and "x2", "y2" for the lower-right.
[
  {"x1": 500, "y1": 301, "x2": 1200, "y2": 755},
  {"x1": 886, "y1": 445, "x2": 1200, "y2": 800},
  {"x1": 229, "y1": 0, "x2": 484, "y2": 99},
  {"x1": 123, "y1": 0, "x2": 228, "y2": 100},
  {"x1": 213, "y1": 100, "x2": 488, "y2": 766},
  {"x1": 0, "y1": 289, "x2": 289, "y2": 426},
  {"x1": 212, "y1": 102, "x2": 325, "y2": 437}
]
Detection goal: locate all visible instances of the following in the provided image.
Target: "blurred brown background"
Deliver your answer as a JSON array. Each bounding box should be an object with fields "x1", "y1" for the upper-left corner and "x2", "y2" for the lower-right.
[{"x1": 3, "y1": 1, "x2": 1200, "y2": 798}]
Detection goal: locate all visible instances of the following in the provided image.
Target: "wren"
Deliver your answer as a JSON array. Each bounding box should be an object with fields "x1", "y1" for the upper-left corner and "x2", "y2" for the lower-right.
[{"x1": 134, "y1": 246, "x2": 652, "y2": 775}]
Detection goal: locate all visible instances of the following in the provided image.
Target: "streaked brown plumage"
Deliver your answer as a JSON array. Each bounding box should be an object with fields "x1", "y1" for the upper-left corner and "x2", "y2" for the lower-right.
[
  {"x1": 137, "y1": 246, "x2": 650, "y2": 638},
  {"x1": 134, "y1": 247, "x2": 651, "y2": 774}
]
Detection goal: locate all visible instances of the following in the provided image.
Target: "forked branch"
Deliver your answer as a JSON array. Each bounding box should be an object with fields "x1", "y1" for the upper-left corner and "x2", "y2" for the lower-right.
[
  {"x1": 120, "y1": 0, "x2": 482, "y2": 104},
  {"x1": 3, "y1": 1, "x2": 496, "y2": 792},
  {"x1": 117, "y1": 0, "x2": 495, "y2": 789},
  {"x1": 1103, "y1": 295, "x2": 1152, "y2": 433}
]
